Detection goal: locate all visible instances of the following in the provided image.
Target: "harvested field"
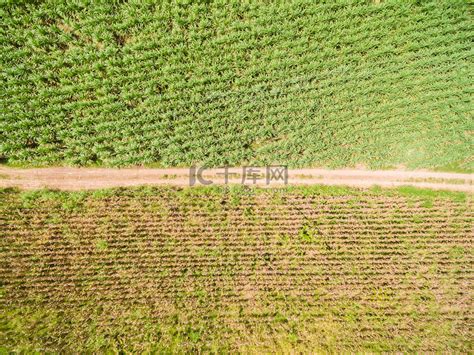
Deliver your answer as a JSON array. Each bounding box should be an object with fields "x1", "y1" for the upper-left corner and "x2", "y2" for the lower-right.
[{"x1": 1, "y1": 186, "x2": 472, "y2": 352}]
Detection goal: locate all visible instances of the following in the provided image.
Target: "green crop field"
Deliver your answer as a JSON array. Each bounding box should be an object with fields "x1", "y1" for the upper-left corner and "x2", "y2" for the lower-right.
[
  {"x1": 0, "y1": 186, "x2": 472, "y2": 352},
  {"x1": 1, "y1": 0, "x2": 472, "y2": 170}
]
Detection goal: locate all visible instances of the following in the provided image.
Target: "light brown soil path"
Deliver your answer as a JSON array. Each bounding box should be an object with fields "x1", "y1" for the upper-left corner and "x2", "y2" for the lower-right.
[{"x1": 0, "y1": 166, "x2": 472, "y2": 192}]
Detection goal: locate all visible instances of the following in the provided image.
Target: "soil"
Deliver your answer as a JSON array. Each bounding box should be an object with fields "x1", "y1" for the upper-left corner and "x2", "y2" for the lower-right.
[{"x1": 0, "y1": 166, "x2": 472, "y2": 192}]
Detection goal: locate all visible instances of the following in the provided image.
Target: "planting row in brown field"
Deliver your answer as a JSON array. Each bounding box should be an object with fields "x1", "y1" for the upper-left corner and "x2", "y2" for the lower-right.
[{"x1": 0, "y1": 186, "x2": 472, "y2": 352}]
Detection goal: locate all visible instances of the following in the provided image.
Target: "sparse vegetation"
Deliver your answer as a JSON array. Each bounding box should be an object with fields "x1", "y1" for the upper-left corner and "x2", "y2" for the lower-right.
[{"x1": 1, "y1": 186, "x2": 472, "y2": 352}]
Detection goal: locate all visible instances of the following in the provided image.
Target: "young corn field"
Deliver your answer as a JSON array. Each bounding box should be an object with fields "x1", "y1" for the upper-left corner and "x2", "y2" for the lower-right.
[
  {"x1": 1, "y1": 0, "x2": 472, "y2": 170},
  {"x1": 1, "y1": 186, "x2": 472, "y2": 352}
]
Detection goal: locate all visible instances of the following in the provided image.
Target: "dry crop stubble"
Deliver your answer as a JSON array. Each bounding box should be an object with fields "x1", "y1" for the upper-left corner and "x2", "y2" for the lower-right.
[{"x1": 0, "y1": 186, "x2": 472, "y2": 352}]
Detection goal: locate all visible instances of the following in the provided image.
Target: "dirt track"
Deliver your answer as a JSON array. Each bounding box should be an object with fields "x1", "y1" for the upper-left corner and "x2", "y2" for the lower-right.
[{"x1": 0, "y1": 166, "x2": 472, "y2": 192}]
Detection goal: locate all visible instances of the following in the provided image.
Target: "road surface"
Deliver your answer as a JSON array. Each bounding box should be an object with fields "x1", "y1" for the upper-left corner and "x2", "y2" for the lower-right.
[{"x1": 0, "y1": 167, "x2": 472, "y2": 192}]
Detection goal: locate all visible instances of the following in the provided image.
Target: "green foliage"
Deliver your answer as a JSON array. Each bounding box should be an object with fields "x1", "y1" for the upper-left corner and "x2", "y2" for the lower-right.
[
  {"x1": 449, "y1": 246, "x2": 465, "y2": 259},
  {"x1": 12, "y1": 184, "x2": 468, "y2": 210},
  {"x1": 0, "y1": 1, "x2": 472, "y2": 171},
  {"x1": 19, "y1": 189, "x2": 87, "y2": 209},
  {"x1": 396, "y1": 185, "x2": 466, "y2": 203},
  {"x1": 95, "y1": 239, "x2": 108, "y2": 251},
  {"x1": 299, "y1": 224, "x2": 318, "y2": 243}
]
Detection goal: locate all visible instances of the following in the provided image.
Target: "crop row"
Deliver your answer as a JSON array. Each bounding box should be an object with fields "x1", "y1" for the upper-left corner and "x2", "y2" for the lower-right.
[{"x1": 1, "y1": 1, "x2": 472, "y2": 169}]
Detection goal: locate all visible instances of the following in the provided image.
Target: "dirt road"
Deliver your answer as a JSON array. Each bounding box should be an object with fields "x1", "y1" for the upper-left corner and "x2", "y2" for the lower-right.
[{"x1": 0, "y1": 166, "x2": 472, "y2": 192}]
